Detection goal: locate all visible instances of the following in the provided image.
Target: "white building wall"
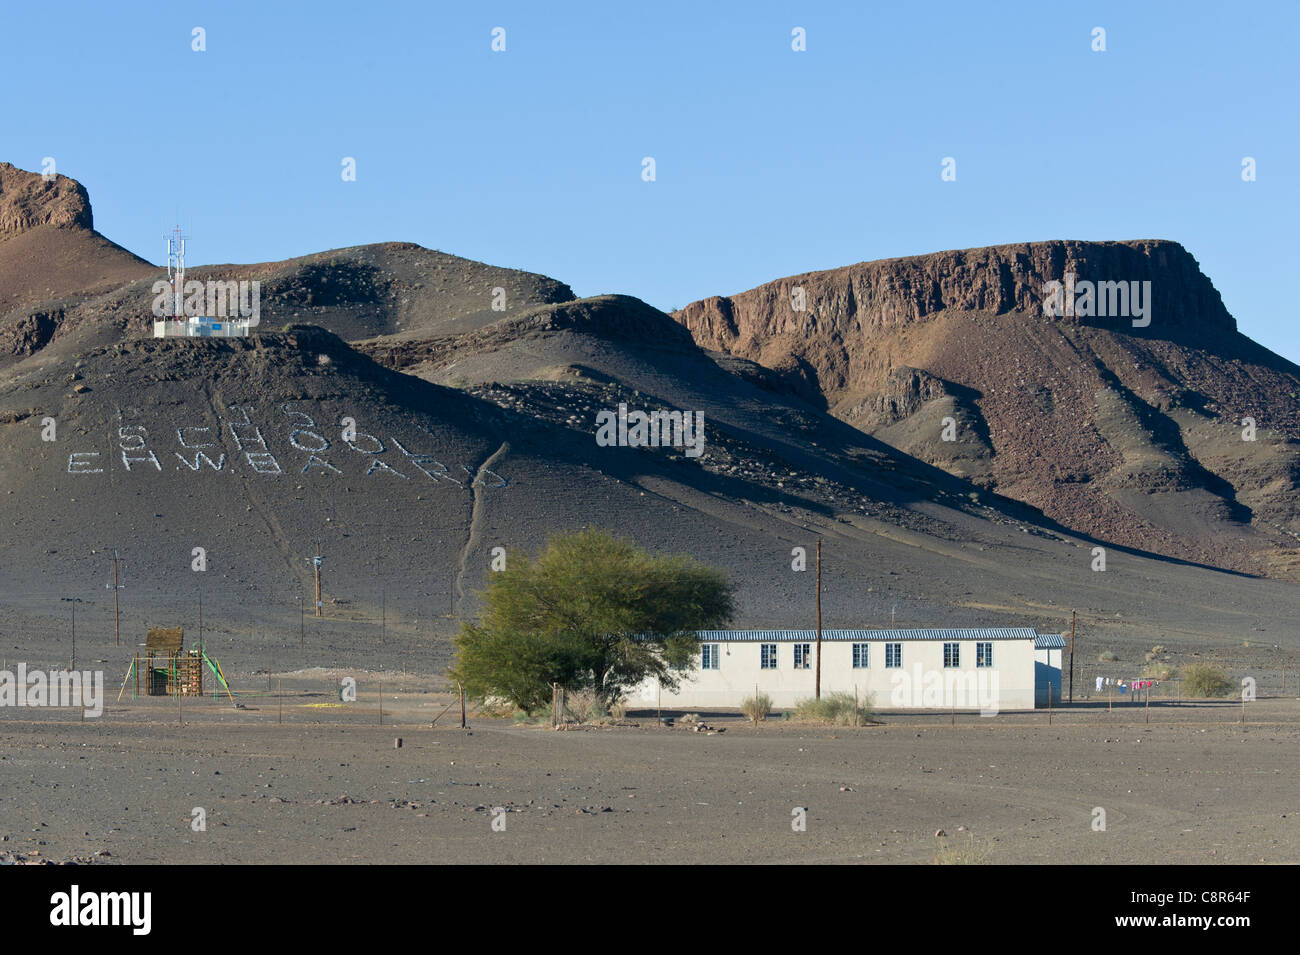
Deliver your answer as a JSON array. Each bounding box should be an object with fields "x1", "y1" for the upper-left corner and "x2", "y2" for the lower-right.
[
  {"x1": 1035, "y1": 647, "x2": 1062, "y2": 705},
  {"x1": 633, "y1": 638, "x2": 1037, "y2": 712}
]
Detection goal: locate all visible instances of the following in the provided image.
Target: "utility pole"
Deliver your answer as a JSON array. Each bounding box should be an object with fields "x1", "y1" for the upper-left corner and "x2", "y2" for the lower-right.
[
  {"x1": 299, "y1": 593, "x2": 304, "y2": 649},
  {"x1": 113, "y1": 549, "x2": 120, "y2": 646},
  {"x1": 70, "y1": 600, "x2": 76, "y2": 670},
  {"x1": 107, "y1": 549, "x2": 123, "y2": 647},
  {"x1": 313, "y1": 542, "x2": 323, "y2": 618},
  {"x1": 378, "y1": 546, "x2": 385, "y2": 646},
  {"x1": 1069, "y1": 609, "x2": 1076, "y2": 704},
  {"x1": 199, "y1": 588, "x2": 211, "y2": 698},
  {"x1": 815, "y1": 538, "x2": 822, "y2": 699}
]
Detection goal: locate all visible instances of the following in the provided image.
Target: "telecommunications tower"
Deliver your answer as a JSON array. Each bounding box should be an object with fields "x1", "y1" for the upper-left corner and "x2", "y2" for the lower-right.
[
  {"x1": 165, "y1": 225, "x2": 187, "y2": 322},
  {"x1": 152, "y1": 225, "x2": 251, "y2": 338}
]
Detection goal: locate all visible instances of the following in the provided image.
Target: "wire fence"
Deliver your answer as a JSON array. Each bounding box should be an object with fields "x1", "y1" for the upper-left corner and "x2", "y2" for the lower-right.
[
  {"x1": 0, "y1": 592, "x2": 461, "y2": 683},
  {"x1": 6, "y1": 593, "x2": 1296, "y2": 731},
  {"x1": 1074, "y1": 661, "x2": 1299, "y2": 703}
]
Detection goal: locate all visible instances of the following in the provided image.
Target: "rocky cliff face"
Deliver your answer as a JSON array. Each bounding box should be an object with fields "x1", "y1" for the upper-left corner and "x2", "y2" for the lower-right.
[
  {"x1": 0, "y1": 163, "x2": 151, "y2": 320},
  {"x1": 0, "y1": 162, "x2": 94, "y2": 236},
  {"x1": 678, "y1": 240, "x2": 1236, "y2": 352},
  {"x1": 674, "y1": 241, "x2": 1300, "y2": 579}
]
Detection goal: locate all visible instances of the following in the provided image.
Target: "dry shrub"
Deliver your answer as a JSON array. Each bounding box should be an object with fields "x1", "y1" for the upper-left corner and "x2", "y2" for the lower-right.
[
  {"x1": 740, "y1": 693, "x2": 772, "y2": 723},
  {"x1": 791, "y1": 692, "x2": 872, "y2": 726},
  {"x1": 1181, "y1": 663, "x2": 1232, "y2": 698},
  {"x1": 934, "y1": 833, "x2": 994, "y2": 865},
  {"x1": 547, "y1": 688, "x2": 613, "y2": 724}
]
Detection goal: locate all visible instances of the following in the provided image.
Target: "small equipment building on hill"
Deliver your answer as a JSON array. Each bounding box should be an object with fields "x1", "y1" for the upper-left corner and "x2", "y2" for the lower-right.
[{"x1": 633, "y1": 627, "x2": 1062, "y2": 712}]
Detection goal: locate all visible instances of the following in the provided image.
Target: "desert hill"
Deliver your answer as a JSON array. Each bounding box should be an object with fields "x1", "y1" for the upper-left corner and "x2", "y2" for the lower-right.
[
  {"x1": 356, "y1": 292, "x2": 1022, "y2": 519},
  {"x1": 674, "y1": 241, "x2": 1300, "y2": 579},
  {"x1": 6, "y1": 322, "x2": 1300, "y2": 666},
  {"x1": 0, "y1": 238, "x2": 575, "y2": 367},
  {"x1": 0, "y1": 159, "x2": 572, "y2": 363}
]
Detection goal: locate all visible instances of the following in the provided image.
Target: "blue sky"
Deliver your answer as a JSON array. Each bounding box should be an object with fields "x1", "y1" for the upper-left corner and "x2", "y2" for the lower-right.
[{"x1": 5, "y1": 1, "x2": 1298, "y2": 359}]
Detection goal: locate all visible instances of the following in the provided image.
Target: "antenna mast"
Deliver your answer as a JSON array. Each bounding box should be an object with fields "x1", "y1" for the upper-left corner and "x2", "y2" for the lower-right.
[{"x1": 166, "y1": 226, "x2": 187, "y2": 321}]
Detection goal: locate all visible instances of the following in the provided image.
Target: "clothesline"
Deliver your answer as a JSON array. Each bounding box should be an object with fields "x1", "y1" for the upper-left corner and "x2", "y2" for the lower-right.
[{"x1": 1094, "y1": 676, "x2": 1160, "y2": 697}]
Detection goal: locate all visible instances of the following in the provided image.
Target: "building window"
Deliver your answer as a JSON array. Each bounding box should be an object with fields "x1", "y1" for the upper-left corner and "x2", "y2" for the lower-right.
[
  {"x1": 760, "y1": 644, "x2": 778, "y2": 669},
  {"x1": 944, "y1": 642, "x2": 960, "y2": 668},
  {"x1": 885, "y1": 642, "x2": 902, "y2": 669},
  {"x1": 701, "y1": 644, "x2": 721, "y2": 669},
  {"x1": 976, "y1": 642, "x2": 993, "y2": 668},
  {"x1": 793, "y1": 643, "x2": 811, "y2": 669},
  {"x1": 852, "y1": 643, "x2": 869, "y2": 668}
]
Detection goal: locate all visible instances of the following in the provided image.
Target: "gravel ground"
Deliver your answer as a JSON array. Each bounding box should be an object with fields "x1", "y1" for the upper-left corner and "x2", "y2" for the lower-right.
[{"x1": 1, "y1": 685, "x2": 1296, "y2": 865}]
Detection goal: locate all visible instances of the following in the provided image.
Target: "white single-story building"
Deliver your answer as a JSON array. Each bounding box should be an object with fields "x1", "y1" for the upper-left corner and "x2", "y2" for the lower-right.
[
  {"x1": 634, "y1": 628, "x2": 1058, "y2": 713},
  {"x1": 1034, "y1": 633, "x2": 1065, "y2": 706}
]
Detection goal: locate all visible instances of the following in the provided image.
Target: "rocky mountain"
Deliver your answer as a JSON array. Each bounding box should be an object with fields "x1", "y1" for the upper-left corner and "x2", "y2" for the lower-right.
[
  {"x1": 674, "y1": 241, "x2": 1300, "y2": 579},
  {"x1": 3, "y1": 164, "x2": 1299, "y2": 662},
  {"x1": 0, "y1": 162, "x2": 152, "y2": 320}
]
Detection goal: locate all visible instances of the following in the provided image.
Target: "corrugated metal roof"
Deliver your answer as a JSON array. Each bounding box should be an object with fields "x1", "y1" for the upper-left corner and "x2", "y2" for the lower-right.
[
  {"x1": 1034, "y1": 633, "x2": 1067, "y2": 649},
  {"x1": 694, "y1": 628, "x2": 1038, "y2": 642}
]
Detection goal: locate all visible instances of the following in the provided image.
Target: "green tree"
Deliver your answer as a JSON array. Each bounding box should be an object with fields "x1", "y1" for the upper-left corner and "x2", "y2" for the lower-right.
[{"x1": 450, "y1": 528, "x2": 735, "y2": 712}]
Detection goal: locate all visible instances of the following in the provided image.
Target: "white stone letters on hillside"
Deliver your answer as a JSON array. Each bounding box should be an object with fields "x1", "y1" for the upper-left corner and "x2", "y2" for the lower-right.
[{"x1": 65, "y1": 403, "x2": 508, "y2": 488}]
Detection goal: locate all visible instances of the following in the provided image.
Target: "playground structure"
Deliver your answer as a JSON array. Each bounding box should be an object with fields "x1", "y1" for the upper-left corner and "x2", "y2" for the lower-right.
[{"x1": 116, "y1": 626, "x2": 235, "y2": 703}]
